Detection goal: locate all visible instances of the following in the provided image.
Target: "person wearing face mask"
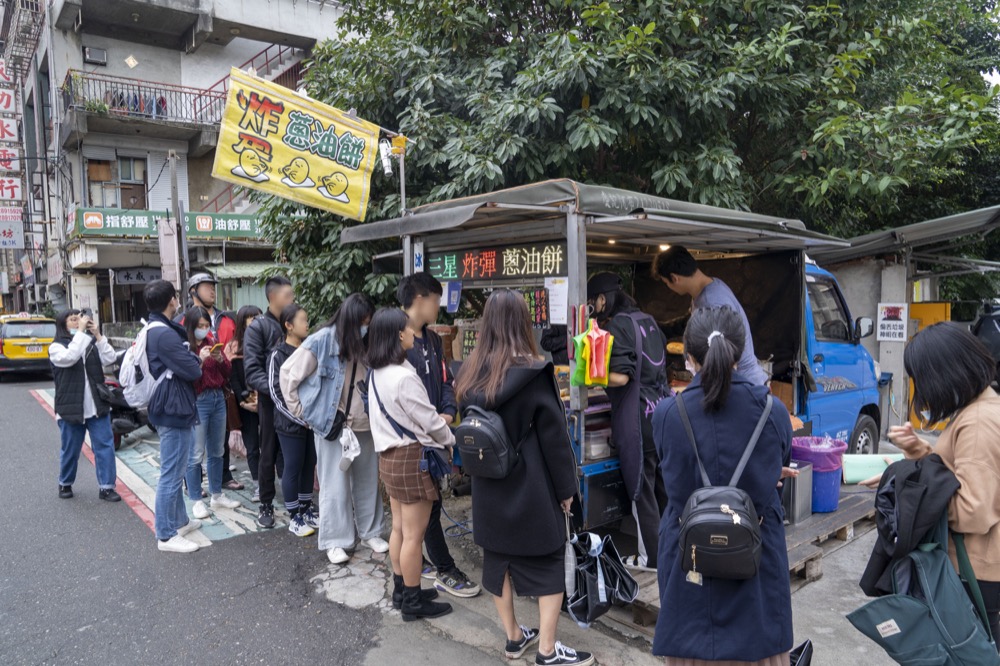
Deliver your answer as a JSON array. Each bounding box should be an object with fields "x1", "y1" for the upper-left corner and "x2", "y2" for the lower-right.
[
  {"x1": 586, "y1": 272, "x2": 670, "y2": 571},
  {"x1": 183, "y1": 306, "x2": 240, "y2": 520},
  {"x1": 143, "y1": 280, "x2": 205, "y2": 554},
  {"x1": 281, "y1": 293, "x2": 388, "y2": 565}
]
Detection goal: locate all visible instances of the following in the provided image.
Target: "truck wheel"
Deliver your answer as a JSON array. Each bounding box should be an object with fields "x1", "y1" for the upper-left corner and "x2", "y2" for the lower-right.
[{"x1": 849, "y1": 415, "x2": 879, "y2": 455}]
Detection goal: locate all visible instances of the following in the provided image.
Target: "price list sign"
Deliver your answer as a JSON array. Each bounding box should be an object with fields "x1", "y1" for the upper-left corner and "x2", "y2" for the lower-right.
[{"x1": 521, "y1": 288, "x2": 550, "y2": 329}]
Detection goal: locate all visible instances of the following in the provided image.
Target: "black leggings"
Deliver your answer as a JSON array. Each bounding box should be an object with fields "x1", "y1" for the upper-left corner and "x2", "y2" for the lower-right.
[
  {"x1": 969, "y1": 580, "x2": 1000, "y2": 649},
  {"x1": 277, "y1": 430, "x2": 315, "y2": 514}
]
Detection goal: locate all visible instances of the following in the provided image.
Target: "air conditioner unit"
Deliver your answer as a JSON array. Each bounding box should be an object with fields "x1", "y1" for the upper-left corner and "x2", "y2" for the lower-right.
[{"x1": 83, "y1": 47, "x2": 107, "y2": 66}]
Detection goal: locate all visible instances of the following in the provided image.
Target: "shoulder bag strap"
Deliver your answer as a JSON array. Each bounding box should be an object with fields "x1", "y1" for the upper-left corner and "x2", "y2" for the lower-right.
[
  {"x1": 370, "y1": 372, "x2": 417, "y2": 440},
  {"x1": 675, "y1": 395, "x2": 713, "y2": 488},
  {"x1": 627, "y1": 312, "x2": 645, "y2": 385},
  {"x1": 728, "y1": 394, "x2": 773, "y2": 487},
  {"x1": 954, "y1": 531, "x2": 995, "y2": 642},
  {"x1": 343, "y1": 361, "x2": 357, "y2": 413}
]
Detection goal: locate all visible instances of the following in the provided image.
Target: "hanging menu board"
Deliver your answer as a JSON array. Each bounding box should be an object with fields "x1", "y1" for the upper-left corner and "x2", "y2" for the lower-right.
[
  {"x1": 461, "y1": 327, "x2": 480, "y2": 359},
  {"x1": 521, "y1": 288, "x2": 550, "y2": 329}
]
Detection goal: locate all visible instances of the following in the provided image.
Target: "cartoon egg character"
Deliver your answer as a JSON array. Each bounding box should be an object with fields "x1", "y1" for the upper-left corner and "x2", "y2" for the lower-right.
[
  {"x1": 239, "y1": 149, "x2": 269, "y2": 178},
  {"x1": 319, "y1": 172, "x2": 350, "y2": 203},
  {"x1": 280, "y1": 157, "x2": 314, "y2": 188}
]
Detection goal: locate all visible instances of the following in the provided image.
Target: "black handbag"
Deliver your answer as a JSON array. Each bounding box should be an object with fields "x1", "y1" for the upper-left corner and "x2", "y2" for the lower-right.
[
  {"x1": 675, "y1": 394, "x2": 773, "y2": 581},
  {"x1": 565, "y1": 530, "x2": 639, "y2": 627},
  {"x1": 790, "y1": 639, "x2": 813, "y2": 666},
  {"x1": 324, "y1": 362, "x2": 357, "y2": 441}
]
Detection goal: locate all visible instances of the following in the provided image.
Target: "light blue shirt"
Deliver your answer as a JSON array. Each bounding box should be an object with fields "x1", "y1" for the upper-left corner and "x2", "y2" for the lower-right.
[{"x1": 693, "y1": 278, "x2": 769, "y2": 385}]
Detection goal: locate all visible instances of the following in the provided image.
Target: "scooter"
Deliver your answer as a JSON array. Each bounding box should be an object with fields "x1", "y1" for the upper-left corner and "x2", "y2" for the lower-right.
[{"x1": 104, "y1": 349, "x2": 153, "y2": 450}]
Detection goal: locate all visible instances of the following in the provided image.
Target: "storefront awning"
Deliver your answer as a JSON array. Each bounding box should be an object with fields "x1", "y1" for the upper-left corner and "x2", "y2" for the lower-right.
[
  {"x1": 206, "y1": 262, "x2": 278, "y2": 280},
  {"x1": 811, "y1": 205, "x2": 1000, "y2": 264},
  {"x1": 341, "y1": 179, "x2": 847, "y2": 252}
]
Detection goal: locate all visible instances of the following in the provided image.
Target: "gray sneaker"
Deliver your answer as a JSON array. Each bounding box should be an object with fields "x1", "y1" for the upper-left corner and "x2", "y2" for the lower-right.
[{"x1": 434, "y1": 567, "x2": 481, "y2": 598}]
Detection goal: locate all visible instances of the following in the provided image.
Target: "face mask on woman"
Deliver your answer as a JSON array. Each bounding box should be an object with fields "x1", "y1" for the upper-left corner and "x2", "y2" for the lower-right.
[
  {"x1": 195, "y1": 328, "x2": 209, "y2": 341},
  {"x1": 360, "y1": 325, "x2": 369, "y2": 338}
]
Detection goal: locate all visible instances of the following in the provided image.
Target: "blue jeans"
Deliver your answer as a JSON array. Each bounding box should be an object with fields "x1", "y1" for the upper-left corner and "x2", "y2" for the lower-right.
[
  {"x1": 155, "y1": 425, "x2": 195, "y2": 540},
  {"x1": 186, "y1": 389, "x2": 226, "y2": 501},
  {"x1": 58, "y1": 414, "x2": 117, "y2": 489}
]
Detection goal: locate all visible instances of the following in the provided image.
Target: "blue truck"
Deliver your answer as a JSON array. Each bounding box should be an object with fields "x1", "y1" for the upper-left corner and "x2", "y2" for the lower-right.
[{"x1": 342, "y1": 179, "x2": 882, "y2": 527}]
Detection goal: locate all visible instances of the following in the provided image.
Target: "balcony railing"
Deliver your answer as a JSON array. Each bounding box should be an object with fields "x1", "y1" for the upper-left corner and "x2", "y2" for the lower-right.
[{"x1": 61, "y1": 70, "x2": 226, "y2": 126}]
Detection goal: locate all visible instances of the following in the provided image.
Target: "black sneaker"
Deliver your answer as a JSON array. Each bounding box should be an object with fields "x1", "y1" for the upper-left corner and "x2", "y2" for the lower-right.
[
  {"x1": 257, "y1": 504, "x2": 275, "y2": 529},
  {"x1": 58, "y1": 485, "x2": 73, "y2": 499},
  {"x1": 99, "y1": 488, "x2": 122, "y2": 502},
  {"x1": 505, "y1": 625, "x2": 540, "y2": 659},
  {"x1": 535, "y1": 642, "x2": 594, "y2": 666},
  {"x1": 434, "y1": 567, "x2": 481, "y2": 598}
]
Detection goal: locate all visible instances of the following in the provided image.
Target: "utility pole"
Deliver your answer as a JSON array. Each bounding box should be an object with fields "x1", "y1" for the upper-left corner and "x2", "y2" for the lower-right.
[{"x1": 168, "y1": 150, "x2": 188, "y2": 291}]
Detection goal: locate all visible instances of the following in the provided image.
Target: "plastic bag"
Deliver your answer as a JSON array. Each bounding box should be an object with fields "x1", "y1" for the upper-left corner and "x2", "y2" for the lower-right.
[
  {"x1": 228, "y1": 430, "x2": 247, "y2": 459},
  {"x1": 792, "y1": 436, "x2": 848, "y2": 472}
]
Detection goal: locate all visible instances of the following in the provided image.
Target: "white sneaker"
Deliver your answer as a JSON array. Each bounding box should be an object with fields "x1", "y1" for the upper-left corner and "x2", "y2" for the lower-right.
[
  {"x1": 365, "y1": 537, "x2": 389, "y2": 554},
  {"x1": 157, "y1": 535, "x2": 199, "y2": 553},
  {"x1": 210, "y1": 494, "x2": 240, "y2": 510},
  {"x1": 192, "y1": 500, "x2": 211, "y2": 519},
  {"x1": 177, "y1": 519, "x2": 203, "y2": 537},
  {"x1": 327, "y1": 547, "x2": 350, "y2": 564},
  {"x1": 289, "y1": 513, "x2": 316, "y2": 537}
]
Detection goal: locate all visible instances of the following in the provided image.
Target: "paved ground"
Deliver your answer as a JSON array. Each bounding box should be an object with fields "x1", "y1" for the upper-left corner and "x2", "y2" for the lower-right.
[{"x1": 0, "y1": 373, "x2": 893, "y2": 665}]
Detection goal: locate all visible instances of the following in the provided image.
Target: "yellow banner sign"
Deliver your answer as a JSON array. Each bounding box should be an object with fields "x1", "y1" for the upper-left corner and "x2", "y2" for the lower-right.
[{"x1": 211, "y1": 68, "x2": 380, "y2": 221}]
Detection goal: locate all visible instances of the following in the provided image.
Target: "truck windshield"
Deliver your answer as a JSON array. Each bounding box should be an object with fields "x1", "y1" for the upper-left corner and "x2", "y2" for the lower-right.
[{"x1": 808, "y1": 280, "x2": 851, "y2": 342}]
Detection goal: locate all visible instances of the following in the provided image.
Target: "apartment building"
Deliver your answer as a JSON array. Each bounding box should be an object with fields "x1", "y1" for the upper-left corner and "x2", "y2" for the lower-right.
[{"x1": 0, "y1": 0, "x2": 340, "y2": 320}]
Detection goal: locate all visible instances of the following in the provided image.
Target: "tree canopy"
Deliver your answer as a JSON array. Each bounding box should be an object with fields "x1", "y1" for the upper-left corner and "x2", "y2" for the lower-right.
[{"x1": 259, "y1": 0, "x2": 1000, "y2": 317}]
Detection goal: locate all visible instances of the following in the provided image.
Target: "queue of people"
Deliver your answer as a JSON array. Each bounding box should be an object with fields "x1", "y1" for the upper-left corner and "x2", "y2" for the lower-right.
[{"x1": 46, "y1": 251, "x2": 1000, "y2": 665}]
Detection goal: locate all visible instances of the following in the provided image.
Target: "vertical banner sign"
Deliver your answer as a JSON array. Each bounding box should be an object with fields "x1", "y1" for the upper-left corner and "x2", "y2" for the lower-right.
[
  {"x1": 0, "y1": 117, "x2": 16, "y2": 143},
  {"x1": 0, "y1": 87, "x2": 14, "y2": 113},
  {"x1": 0, "y1": 206, "x2": 24, "y2": 248},
  {"x1": 211, "y1": 68, "x2": 382, "y2": 221},
  {"x1": 0, "y1": 147, "x2": 19, "y2": 172},
  {"x1": 876, "y1": 303, "x2": 908, "y2": 342}
]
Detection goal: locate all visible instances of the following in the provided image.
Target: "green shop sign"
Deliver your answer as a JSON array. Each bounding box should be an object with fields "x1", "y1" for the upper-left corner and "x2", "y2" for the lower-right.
[{"x1": 72, "y1": 208, "x2": 264, "y2": 240}]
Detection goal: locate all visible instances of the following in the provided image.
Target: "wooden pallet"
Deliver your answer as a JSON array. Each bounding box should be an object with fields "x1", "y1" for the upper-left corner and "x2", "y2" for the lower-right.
[{"x1": 605, "y1": 490, "x2": 878, "y2": 640}]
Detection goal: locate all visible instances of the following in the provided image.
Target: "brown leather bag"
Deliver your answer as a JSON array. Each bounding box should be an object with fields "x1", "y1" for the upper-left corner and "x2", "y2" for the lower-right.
[{"x1": 224, "y1": 388, "x2": 242, "y2": 431}]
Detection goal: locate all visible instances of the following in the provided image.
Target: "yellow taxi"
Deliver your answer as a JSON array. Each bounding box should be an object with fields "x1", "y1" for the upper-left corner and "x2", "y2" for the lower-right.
[{"x1": 0, "y1": 313, "x2": 56, "y2": 379}]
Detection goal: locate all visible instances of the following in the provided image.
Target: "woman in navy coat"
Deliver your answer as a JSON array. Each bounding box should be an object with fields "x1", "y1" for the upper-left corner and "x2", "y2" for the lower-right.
[{"x1": 651, "y1": 306, "x2": 793, "y2": 664}]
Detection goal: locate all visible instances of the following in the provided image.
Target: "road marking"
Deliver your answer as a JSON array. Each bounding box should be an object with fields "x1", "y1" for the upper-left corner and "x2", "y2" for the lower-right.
[{"x1": 30, "y1": 388, "x2": 287, "y2": 543}]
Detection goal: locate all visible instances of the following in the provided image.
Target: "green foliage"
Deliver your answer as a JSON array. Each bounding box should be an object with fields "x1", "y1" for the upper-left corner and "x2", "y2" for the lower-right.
[{"x1": 259, "y1": 0, "x2": 1000, "y2": 312}]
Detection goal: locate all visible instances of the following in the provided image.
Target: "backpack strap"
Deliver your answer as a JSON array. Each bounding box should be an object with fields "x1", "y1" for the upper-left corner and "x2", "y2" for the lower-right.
[
  {"x1": 675, "y1": 393, "x2": 773, "y2": 488},
  {"x1": 954, "y1": 530, "x2": 995, "y2": 643}
]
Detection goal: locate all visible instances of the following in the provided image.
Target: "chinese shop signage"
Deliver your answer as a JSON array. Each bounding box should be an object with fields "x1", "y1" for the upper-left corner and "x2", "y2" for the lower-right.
[
  {"x1": 211, "y1": 68, "x2": 381, "y2": 221},
  {"x1": 0, "y1": 206, "x2": 24, "y2": 249},
  {"x1": 426, "y1": 243, "x2": 567, "y2": 281},
  {"x1": 71, "y1": 209, "x2": 263, "y2": 239}
]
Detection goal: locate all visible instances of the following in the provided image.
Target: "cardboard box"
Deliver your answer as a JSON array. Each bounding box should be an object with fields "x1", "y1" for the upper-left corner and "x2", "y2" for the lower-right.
[{"x1": 771, "y1": 380, "x2": 795, "y2": 414}]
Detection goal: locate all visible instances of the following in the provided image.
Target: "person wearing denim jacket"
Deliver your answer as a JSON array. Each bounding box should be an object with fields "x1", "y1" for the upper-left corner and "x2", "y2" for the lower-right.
[{"x1": 282, "y1": 294, "x2": 387, "y2": 565}]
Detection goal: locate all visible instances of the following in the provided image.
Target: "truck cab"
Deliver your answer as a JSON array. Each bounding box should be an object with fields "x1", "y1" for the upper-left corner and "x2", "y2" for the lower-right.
[{"x1": 802, "y1": 263, "x2": 880, "y2": 453}]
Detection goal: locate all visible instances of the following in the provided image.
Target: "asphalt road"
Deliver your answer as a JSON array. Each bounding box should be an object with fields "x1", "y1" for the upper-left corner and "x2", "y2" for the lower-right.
[{"x1": 0, "y1": 374, "x2": 378, "y2": 666}]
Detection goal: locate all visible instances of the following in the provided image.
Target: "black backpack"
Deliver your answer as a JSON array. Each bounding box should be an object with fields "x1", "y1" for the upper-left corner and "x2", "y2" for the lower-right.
[
  {"x1": 675, "y1": 394, "x2": 773, "y2": 581},
  {"x1": 455, "y1": 406, "x2": 527, "y2": 479}
]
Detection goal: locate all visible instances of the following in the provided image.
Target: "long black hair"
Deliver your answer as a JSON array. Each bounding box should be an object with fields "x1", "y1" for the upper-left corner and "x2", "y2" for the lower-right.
[
  {"x1": 684, "y1": 307, "x2": 746, "y2": 412},
  {"x1": 326, "y1": 293, "x2": 375, "y2": 363},
  {"x1": 184, "y1": 306, "x2": 211, "y2": 348},
  {"x1": 905, "y1": 322, "x2": 997, "y2": 424},
  {"x1": 54, "y1": 308, "x2": 81, "y2": 339},
  {"x1": 366, "y1": 308, "x2": 409, "y2": 369},
  {"x1": 233, "y1": 305, "x2": 263, "y2": 354}
]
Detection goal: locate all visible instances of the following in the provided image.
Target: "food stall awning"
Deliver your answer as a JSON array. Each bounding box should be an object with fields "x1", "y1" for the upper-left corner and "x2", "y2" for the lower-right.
[
  {"x1": 206, "y1": 261, "x2": 282, "y2": 279},
  {"x1": 341, "y1": 179, "x2": 848, "y2": 252},
  {"x1": 810, "y1": 205, "x2": 1000, "y2": 265}
]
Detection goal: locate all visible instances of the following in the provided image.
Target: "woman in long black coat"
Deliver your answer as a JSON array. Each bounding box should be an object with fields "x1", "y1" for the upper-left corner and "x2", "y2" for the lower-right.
[
  {"x1": 457, "y1": 290, "x2": 593, "y2": 666},
  {"x1": 651, "y1": 306, "x2": 793, "y2": 665}
]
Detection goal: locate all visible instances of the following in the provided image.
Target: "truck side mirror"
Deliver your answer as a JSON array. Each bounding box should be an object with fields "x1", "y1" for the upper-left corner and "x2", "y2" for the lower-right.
[{"x1": 856, "y1": 317, "x2": 874, "y2": 340}]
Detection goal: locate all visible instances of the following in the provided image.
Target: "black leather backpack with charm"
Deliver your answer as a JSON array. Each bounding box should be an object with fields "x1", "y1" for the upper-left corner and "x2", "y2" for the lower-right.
[{"x1": 675, "y1": 394, "x2": 773, "y2": 582}]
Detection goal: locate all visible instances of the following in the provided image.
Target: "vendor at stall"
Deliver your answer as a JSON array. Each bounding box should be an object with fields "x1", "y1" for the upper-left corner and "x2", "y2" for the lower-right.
[
  {"x1": 652, "y1": 245, "x2": 768, "y2": 385},
  {"x1": 587, "y1": 272, "x2": 670, "y2": 571}
]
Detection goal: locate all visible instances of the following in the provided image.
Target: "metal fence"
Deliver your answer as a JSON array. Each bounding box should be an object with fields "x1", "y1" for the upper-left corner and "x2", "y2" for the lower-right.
[{"x1": 62, "y1": 70, "x2": 226, "y2": 125}]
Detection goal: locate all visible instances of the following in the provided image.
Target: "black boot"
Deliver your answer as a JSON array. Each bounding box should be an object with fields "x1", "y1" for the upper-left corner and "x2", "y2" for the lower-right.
[
  {"x1": 392, "y1": 574, "x2": 439, "y2": 610},
  {"x1": 400, "y1": 584, "x2": 452, "y2": 621}
]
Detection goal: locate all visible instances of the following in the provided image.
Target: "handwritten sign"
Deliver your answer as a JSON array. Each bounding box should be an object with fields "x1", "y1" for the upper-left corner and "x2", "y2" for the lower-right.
[
  {"x1": 461, "y1": 327, "x2": 480, "y2": 360},
  {"x1": 427, "y1": 242, "x2": 566, "y2": 281},
  {"x1": 212, "y1": 68, "x2": 381, "y2": 221},
  {"x1": 521, "y1": 288, "x2": 550, "y2": 329}
]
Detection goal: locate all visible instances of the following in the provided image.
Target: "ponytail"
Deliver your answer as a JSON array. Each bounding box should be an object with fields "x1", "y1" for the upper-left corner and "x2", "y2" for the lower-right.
[
  {"x1": 683, "y1": 307, "x2": 747, "y2": 412},
  {"x1": 700, "y1": 334, "x2": 738, "y2": 411}
]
